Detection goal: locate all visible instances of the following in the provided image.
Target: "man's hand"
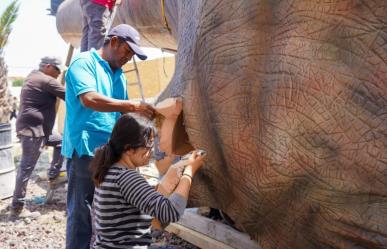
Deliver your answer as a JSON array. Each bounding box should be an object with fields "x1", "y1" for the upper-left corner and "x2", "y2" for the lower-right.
[
  {"x1": 133, "y1": 102, "x2": 156, "y2": 120},
  {"x1": 115, "y1": 0, "x2": 122, "y2": 5}
]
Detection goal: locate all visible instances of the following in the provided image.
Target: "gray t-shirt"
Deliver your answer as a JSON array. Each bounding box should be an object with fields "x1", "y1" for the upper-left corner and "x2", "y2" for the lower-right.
[{"x1": 16, "y1": 70, "x2": 65, "y2": 137}]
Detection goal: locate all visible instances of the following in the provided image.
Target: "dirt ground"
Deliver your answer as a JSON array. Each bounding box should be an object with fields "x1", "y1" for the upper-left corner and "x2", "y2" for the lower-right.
[
  {"x1": 0, "y1": 174, "x2": 67, "y2": 249},
  {"x1": 0, "y1": 148, "x2": 199, "y2": 249}
]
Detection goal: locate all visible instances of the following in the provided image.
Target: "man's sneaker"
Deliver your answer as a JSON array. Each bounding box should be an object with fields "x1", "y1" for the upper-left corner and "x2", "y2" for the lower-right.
[
  {"x1": 8, "y1": 207, "x2": 40, "y2": 221},
  {"x1": 9, "y1": 206, "x2": 23, "y2": 220},
  {"x1": 48, "y1": 171, "x2": 67, "y2": 189}
]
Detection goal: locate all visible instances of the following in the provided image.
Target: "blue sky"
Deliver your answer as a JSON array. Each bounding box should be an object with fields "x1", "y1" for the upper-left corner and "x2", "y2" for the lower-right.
[{"x1": 1, "y1": 0, "x2": 170, "y2": 77}]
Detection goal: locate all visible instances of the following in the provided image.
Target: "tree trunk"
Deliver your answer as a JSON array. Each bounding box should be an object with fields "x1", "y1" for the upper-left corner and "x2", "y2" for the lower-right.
[{"x1": 0, "y1": 56, "x2": 12, "y2": 124}]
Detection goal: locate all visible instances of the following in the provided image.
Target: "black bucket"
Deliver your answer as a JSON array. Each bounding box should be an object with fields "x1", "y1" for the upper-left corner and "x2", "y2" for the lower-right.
[{"x1": 0, "y1": 123, "x2": 16, "y2": 199}]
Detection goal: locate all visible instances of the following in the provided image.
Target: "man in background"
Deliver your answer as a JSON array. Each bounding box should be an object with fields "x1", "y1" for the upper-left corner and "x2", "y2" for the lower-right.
[
  {"x1": 80, "y1": 0, "x2": 121, "y2": 52},
  {"x1": 10, "y1": 56, "x2": 66, "y2": 218}
]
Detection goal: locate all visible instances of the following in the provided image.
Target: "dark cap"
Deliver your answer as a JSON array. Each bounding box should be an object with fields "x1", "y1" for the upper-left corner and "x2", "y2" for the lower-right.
[
  {"x1": 108, "y1": 24, "x2": 147, "y2": 60},
  {"x1": 40, "y1": 56, "x2": 66, "y2": 70}
]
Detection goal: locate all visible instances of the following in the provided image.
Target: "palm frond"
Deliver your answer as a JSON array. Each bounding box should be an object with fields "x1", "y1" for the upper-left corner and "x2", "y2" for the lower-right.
[{"x1": 0, "y1": 0, "x2": 19, "y2": 53}]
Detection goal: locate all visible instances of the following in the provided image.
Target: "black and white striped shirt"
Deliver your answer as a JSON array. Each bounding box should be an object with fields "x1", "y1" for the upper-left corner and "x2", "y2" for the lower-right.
[{"x1": 93, "y1": 164, "x2": 186, "y2": 249}]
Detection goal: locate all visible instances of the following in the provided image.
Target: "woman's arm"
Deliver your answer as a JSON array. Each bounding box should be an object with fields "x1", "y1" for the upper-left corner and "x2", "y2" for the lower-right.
[
  {"x1": 151, "y1": 151, "x2": 205, "y2": 228},
  {"x1": 156, "y1": 150, "x2": 205, "y2": 197},
  {"x1": 117, "y1": 169, "x2": 182, "y2": 224},
  {"x1": 155, "y1": 154, "x2": 177, "y2": 176},
  {"x1": 116, "y1": 151, "x2": 205, "y2": 225},
  {"x1": 169, "y1": 151, "x2": 205, "y2": 199}
]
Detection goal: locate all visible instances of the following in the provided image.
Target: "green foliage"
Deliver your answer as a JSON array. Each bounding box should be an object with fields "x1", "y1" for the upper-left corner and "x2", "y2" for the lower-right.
[
  {"x1": 0, "y1": 1, "x2": 19, "y2": 123},
  {"x1": 0, "y1": 0, "x2": 19, "y2": 54},
  {"x1": 12, "y1": 78, "x2": 23, "y2": 87}
]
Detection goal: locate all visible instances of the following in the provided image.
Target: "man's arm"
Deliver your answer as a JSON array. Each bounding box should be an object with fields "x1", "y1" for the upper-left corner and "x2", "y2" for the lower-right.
[
  {"x1": 79, "y1": 91, "x2": 155, "y2": 118},
  {"x1": 45, "y1": 79, "x2": 65, "y2": 100},
  {"x1": 67, "y1": 58, "x2": 154, "y2": 118}
]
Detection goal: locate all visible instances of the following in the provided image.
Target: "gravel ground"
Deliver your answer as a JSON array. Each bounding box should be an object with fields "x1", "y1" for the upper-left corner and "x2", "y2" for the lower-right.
[
  {"x1": 0, "y1": 148, "x2": 199, "y2": 249},
  {"x1": 0, "y1": 176, "x2": 67, "y2": 249}
]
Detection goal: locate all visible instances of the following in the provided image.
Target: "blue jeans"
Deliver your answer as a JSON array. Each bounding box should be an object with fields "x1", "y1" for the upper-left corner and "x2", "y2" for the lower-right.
[
  {"x1": 66, "y1": 152, "x2": 94, "y2": 249},
  {"x1": 80, "y1": 0, "x2": 111, "y2": 52}
]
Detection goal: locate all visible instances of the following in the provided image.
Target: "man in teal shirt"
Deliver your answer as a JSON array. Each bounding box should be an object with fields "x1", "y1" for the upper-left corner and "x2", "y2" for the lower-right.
[{"x1": 62, "y1": 24, "x2": 154, "y2": 249}]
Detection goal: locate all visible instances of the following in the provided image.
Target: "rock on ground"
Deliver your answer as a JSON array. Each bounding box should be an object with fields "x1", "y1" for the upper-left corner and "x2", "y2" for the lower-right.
[{"x1": 0, "y1": 177, "x2": 67, "y2": 249}]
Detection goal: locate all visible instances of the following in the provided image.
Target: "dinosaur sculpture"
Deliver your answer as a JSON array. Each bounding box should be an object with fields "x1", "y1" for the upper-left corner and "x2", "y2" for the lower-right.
[{"x1": 56, "y1": 1, "x2": 387, "y2": 248}]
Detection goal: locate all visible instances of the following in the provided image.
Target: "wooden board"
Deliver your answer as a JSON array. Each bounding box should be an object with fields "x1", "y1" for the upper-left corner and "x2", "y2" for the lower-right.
[
  {"x1": 138, "y1": 169, "x2": 261, "y2": 248},
  {"x1": 166, "y1": 209, "x2": 261, "y2": 249},
  {"x1": 166, "y1": 222, "x2": 235, "y2": 249}
]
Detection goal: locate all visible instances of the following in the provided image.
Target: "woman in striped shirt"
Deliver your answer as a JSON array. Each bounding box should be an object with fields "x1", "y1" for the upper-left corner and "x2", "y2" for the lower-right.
[{"x1": 89, "y1": 113, "x2": 205, "y2": 249}]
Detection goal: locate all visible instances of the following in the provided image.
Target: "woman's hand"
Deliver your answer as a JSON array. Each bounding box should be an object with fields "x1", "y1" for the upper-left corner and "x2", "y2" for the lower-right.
[
  {"x1": 184, "y1": 150, "x2": 206, "y2": 177},
  {"x1": 158, "y1": 162, "x2": 185, "y2": 196},
  {"x1": 167, "y1": 150, "x2": 207, "y2": 216}
]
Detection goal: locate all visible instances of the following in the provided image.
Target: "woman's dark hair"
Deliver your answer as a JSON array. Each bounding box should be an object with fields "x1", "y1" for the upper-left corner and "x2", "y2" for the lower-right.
[{"x1": 90, "y1": 113, "x2": 154, "y2": 186}]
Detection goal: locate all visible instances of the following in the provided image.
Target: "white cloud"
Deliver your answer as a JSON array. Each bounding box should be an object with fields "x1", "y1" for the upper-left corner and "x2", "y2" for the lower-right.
[{"x1": 3, "y1": 0, "x2": 68, "y2": 76}]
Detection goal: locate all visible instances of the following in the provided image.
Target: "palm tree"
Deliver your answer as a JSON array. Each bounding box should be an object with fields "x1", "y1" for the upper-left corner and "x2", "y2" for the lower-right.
[{"x1": 0, "y1": 0, "x2": 19, "y2": 123}]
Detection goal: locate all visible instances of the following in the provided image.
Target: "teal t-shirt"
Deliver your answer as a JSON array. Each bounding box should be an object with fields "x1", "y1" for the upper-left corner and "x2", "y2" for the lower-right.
[{"x1": 61, "y1": 49, "x2": 128, "y2": 158}]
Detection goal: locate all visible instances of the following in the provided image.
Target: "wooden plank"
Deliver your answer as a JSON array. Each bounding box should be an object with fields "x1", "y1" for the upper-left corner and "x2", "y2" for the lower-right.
[
  {"x1": 166, "y1": 222, "x2": 235, "y2": 249},
  {"x1": 139, "y1": 169, "x2": 261, "y2": 248},
  {"x1": 166, "y1": 209, "x2": 261, "y2": 249}
]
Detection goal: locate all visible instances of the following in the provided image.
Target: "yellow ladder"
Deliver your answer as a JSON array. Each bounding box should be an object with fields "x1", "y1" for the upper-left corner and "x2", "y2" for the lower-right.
[
  {"x1": 124, "y1": 57, "x2": 145, "y2": 101},
  {"x1": 107, "y1": 5, "x2": 145, "y2": 101}
]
